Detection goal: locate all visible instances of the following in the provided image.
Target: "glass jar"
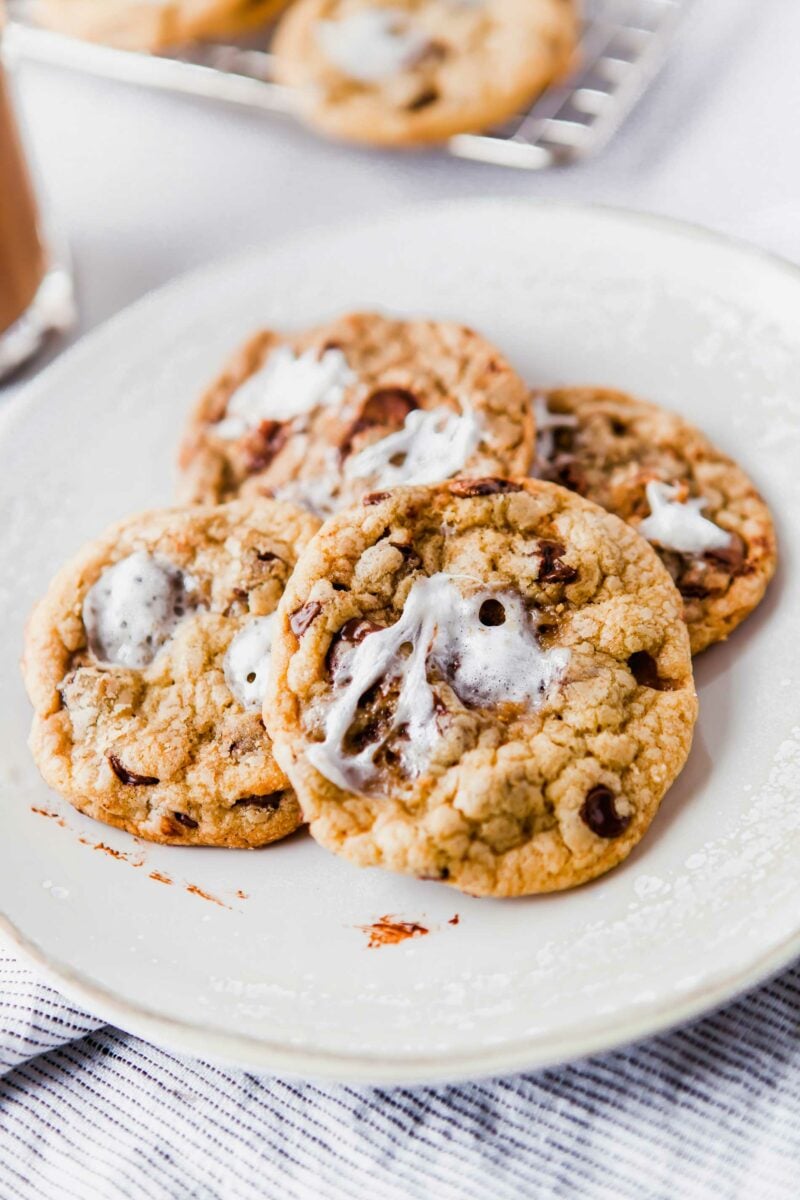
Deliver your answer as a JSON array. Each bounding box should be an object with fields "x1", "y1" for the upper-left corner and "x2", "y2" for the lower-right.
[{"x1": 0, "y1": 12, "x2": 74, "y2": 380}]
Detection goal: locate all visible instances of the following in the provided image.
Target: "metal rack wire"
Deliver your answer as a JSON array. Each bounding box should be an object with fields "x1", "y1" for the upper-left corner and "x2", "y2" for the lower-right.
[{"x1": 6, "y1": 0, "x2": 692, "y2": 170}]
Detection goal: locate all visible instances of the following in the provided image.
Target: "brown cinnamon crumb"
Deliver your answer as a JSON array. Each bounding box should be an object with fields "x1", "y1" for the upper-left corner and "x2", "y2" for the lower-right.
[
  {"x1": 94, "y1": 841, "x2": 129, "y2": 861},
  {"x1": 186, "y1": 883, "x2": 230, "y2": 909},
  {"x1": 30, "y1": 806, "x2": 66, "y2": 827},
  {"x1": 358, "y1": 915, "x2": 428, "y2": 949}
]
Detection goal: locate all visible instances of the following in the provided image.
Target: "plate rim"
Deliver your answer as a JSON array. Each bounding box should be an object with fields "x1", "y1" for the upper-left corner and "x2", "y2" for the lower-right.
[
  {"x1": 2, "y1": 910, "x2": 798, "y2": 1085},
  {"x1": 2, "y1": 197, "x2": 799, "y2": 1084}
]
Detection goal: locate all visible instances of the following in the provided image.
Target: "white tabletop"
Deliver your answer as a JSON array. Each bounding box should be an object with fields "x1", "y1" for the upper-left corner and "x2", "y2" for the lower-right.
[{"x1": 6, "y1": 0, "x2": 800, "y2": 371}]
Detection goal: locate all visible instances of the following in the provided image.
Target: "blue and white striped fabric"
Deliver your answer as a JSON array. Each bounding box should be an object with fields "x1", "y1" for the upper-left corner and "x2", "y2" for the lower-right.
[{"x1": 2, "y1": 948, "x2": 799, "y2": 1199}]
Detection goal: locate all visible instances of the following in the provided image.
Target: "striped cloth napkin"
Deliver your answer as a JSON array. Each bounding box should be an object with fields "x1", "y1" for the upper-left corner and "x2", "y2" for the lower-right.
[{"x1": 2, "y1": 948, "x2": 799, "y2": 1198}]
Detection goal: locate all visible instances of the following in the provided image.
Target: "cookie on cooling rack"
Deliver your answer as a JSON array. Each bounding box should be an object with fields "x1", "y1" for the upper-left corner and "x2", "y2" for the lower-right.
[
  {"x1": 23, "y1": 499, "x2": 319, "y2": 847},
  {"x1": 532, "y1": 387, "x2": 777, "y2": 654},
  {"x1": 177, "y1": 310, "x2": 534, "y2": 515},
  {"x1": 31, "y1": 0, "x2": 289, "y2": 50},
  {"x1": 272, "y1": 0, "x2": 579, "y2": 146},
  {"x1": 265, "y1": 478, "x2": 697, "y2": 898}
]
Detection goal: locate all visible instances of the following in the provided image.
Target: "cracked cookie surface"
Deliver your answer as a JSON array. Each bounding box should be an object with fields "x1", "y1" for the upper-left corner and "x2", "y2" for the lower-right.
[
  {"x1": 265, "y1": 478, "x2": 698, "y2": 897},
  {"x1": 178, "y1": 311, "x2": 533, "y2": 515},
  {"x1": 533, "y1": 387, "x2": 778, "y2": 654},
  {"x1": 272, "y1": 0, "x2": 578, "y2": 145},
  {"x1": 23, "y1": 499, "x2": 319, "y2": 847}
]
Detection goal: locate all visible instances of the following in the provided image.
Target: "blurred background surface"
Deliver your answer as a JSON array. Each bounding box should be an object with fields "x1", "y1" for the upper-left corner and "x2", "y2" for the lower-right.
[{"x1": 4, "y1": 0, "x2": 799, "y2": 382}]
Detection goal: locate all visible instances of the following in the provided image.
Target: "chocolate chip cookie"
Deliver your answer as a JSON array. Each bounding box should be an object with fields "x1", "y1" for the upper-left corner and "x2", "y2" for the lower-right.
[
  {"x1": 533, "y1": 387, "x2": 778, "y2": 654},
  {"x1": 265, "y1": 478, "x2": 697, "y2": 898},
  {"x1": 178, "y1": 311, "x2": 533, "y2": 516},
  {"x1": 23, "y1": 499, "x2": 319, "y2": 847},
  {"x1": 272, "y1": 0, "x2": 579, "y2": 146},
  {"x1": 32, "y1": 0, "x2": 289, "y2": 50}
]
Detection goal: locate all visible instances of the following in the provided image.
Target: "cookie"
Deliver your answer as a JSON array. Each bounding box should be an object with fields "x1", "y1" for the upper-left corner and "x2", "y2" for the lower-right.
[
  {"x1": 265, "y1": 478, "x2": 697, "y2": 898},
  {"x1": 32, "y1": 0, "x2": 288, "y2": 50},
  {"x1": 178, "y1": 311, "x2": 534, "y2": 515},
  {"x1": 272, "y1": 0, "x2": 579, "y2": 146},
  {"x1": 22, "y1": 499, "x2": 319, "y2": 847},
  {"x1": 533, "y1": 387, "x2": 778, "y2": 654}
]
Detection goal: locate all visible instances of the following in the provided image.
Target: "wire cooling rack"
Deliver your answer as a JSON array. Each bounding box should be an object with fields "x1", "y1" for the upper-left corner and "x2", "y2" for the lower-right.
[{"x1": 5, "y1": 0, "x2": 692, "y2": 170}]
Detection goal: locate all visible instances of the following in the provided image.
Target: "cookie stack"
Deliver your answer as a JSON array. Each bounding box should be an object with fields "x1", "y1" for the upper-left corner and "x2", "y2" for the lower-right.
[
  {"x1": 33, "y1": 0, "x2": 580, "y2": 146},
  {"x1": 23, "y1": 311, "x2": 777, "y2": 897}
]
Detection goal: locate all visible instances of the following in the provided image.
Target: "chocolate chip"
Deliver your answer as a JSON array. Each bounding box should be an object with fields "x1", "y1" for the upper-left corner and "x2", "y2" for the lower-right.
[
  {"x1": 421, "y1": 39, "x2": 448, "y2": 63},
  {"x1": 705, "y1": 532, "x2": 747, "y2": 575},
  {"x1": 389, "y1": 540, "x2": 423, "y2": 569},
  {"x1": 233, "y1": 793, "x2": 284, "y2": 810},
  {"x1": 362, "y1": 387, "x2": 418, "y2": 427},
  {"x1": 419, "y1": 866, "x2": 450, "y2": 881},
  {"x1": 675, "y1": 560, "x2": 712, "y2": 600},
  {"x1": 536, "y1": 540, "x2": 579, "y2": 584},
  {"x1": 610, "y1": 418, "x2": 628, "y2": 436},
  {"x1": 326, "y1": 618, "x2": 384, "y2": 676},
  {"x1": 350, "y1": 715, "x2": 390, "y2": 751},
  {"x1": 628, "y1": 651, "x2": 673, "y2": 691},
  {"x1": 537, "y1": 622, "x2": 558, "y2": 639},
  {"x1": 363, "y1": 491, "x2": 391, "y2": 506},
  {"x1": 340, "y1": 617, "x2": 384, "y2": 644},
  {"x1": 173, "y1": 811, "x2": 199, "y2": 829},
  {"x1": 579, "y1": 786, "x2": 631, "y2": 839},
  {"x1": 669, "y1": 544, "x2": 744, "y2": 602},
  {"x1": 341, "y1": 388, "x2": 418, "y2": 457},
  {"x1": 478, "y1": 598, "x2": 506, "y2": 626},
  {"x1": 256, "y1": 549, "x2": 284, "y2": 564},
  {"x1": 407, "y1": 86, "x2": 439, "y2": 111},
  {"x1": 553, "y1": 425, "x2": 577, "y2": 453},
  {"x1": 356, "y1": 677, "x2": 388, "y2": 709},
  {"x1": 382, "y1": 743, "x2": 402, "y2": 769},
  {"x1": 243, "y1": 419, "x2": 287, "y2": 473},
  {"x1": 289, "y1": 601, "x2": 322, "y2": 637},
  {"x1": 658, "y1": 548, "x2": 685, "y2": 584},
  {"x1": 448, "y1": 478, "x2": 522, "y2": 497},
  {"x1": 108, "y1": 754, "x2": 159, "y2": 787},
  {"x1": 539, "y1": 455, "x2": 587, "y2": 494}
]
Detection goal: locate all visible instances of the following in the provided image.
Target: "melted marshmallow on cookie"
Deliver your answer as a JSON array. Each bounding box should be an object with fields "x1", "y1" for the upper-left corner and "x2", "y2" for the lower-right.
[
  {"x1": 316, "y1": 9, "x2": 431, "y2": 82},
  {"x1": 532, "y1": 394, "x2": 578, "y2": 466},
  {"x1": 638, "y1": 481, "x2": 732, "y2": 555},
  {"x1": 345, "y1": 406, "x2": 481, "y2": 488},
  {"x1": 214, "y1": 346, "x2": 355, "y2": 438},
  {"x1": 307, "y1": 573, "x2": 570, "y2": 792},
  {"x1": 223, "y1": 614, "x2": 277, "y2": 711},
  {"x1": 83, "y1": 551, "x2": 199, "y2": 670}
]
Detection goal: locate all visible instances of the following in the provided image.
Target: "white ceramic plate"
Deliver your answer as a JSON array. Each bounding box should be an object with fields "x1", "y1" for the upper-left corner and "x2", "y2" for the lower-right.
[{"x1": 1, "y1": 201, "x2": 797, "y2": 1085}]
